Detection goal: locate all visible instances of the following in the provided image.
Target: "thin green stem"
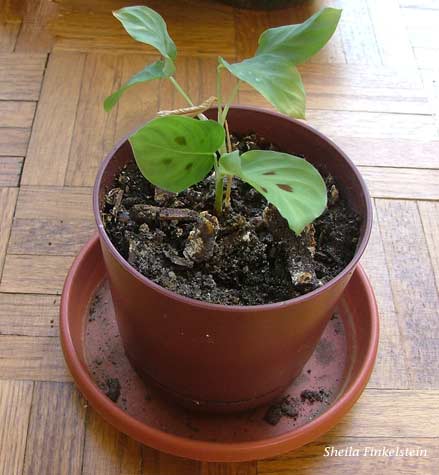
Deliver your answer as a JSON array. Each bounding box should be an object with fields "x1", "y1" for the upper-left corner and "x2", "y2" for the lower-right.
[
  {"x1": 216, "y1": 66, "x2": 223, "y2": 122},
  {"x1": 214, "y1": 165, "x2": 224, "y2": 215},
  {"x1": 169, "y1": 76, "x2": 194, "y2": 106},
  {"x1": 220, "y1": 80, "x2": 240, "y2": 125}
]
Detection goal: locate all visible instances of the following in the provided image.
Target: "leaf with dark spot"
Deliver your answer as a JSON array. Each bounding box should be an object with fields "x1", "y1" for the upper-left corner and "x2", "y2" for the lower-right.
[
  {"x1": 130, "y1": 116, "x2": 225, "y2": 192},
  {"x1": 219, "y1": 149, "x2": 327, "y2": 234}
]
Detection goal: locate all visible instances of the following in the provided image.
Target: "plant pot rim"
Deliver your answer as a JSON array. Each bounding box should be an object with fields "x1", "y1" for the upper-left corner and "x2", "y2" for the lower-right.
[{"x1": 93, "y1": 105, "x2": 373, "y2": 312}]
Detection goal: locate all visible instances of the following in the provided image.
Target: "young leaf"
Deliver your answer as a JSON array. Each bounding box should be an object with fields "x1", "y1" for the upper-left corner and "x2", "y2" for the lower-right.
[
  {"x1": 104, "y1": 6, "x2": 177, "y2": 110},
  {"x1": 256, "y1": 8, "x2": 342, "y2": 65},
  {"x1": 129, "y1": 116, "x2": 225, "y2": 193},
  {"x1": 104, "y1": 60, "x2": 173, "y2": 112},
  {"x1": 219, "y1": 56, "x2": 305, "y2": 118},
  {"x1": 219, "y1": 8, "x2": 341, "y2": 119},
  {"x1": 219, "y1": 150, "x2": 327, "y2": 234},
  {"x1": 113, "y1": 6, "x2": 177, "y2": 62}
]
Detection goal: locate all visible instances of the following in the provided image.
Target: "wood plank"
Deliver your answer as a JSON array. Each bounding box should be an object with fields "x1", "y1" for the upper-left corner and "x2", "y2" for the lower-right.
[
  {"x1": 0, "y1": 187, "x2": 18, "y2": 278},
  {"x1": 21, "y1": 52, "x2": 86, "y2": 186},
  {"x1": 82, "y1": 408, "x2": 143, "y2": 475},
  {"x1": 23, "y1": 382, "x2": 85, "y2": 475},
  {"x1": 0, "y1": 101, "x2": 35, "y2": 128},
  {"x1": 0, "y1": 293, "x2": 59, "y2": 337},
  {"x1": 358, "y1": 167, "x2": 439, "y2": 200},
  {"x1": 15, "y1": 186, "x2": 93, "y2": 220},
  {"x1": 240, "y1": 84, "x2": 430, "y2": 115},
  {"x1": 258, "y1": 438, "x2": 438, "y2": 474},
  {"x1": 0, "y1": 335, "x2": 69, "y2": 381},
  {"x1": 0, "y1": 22, "x2": 21, "y2": 52},
  {"x1": 158, "y1": 453, "x2": 201, "y2": 475},
  {"x1": 0, "y1": 380, "x2": 33, "y2": 475},
  {"x1": 367, "y1": 0, "x2": 416, "y2": 66},
  {"x1": 8, "y1": 218, "x2": 95, "y2": 256},
  {"x1": 201, "y1": 462, "x2": 257, "y2": 475},
  {"x1": 331, "y1": 137, "x2": 439, "y2": 169},
  {"x1": 306, "y1": 110, "x2": 437, "y2": 140},
  {"x1": 413, "y1": 47, "x2": 439, "y2": 70},
  {"x1": 331, "y1": 0, "x2": 381, "y2": 65},
  {"x1": 299, "y1": 63, "x2": 422, "y2": 89},
  {"x1": 0, "y1": 128, "x2": 30, "y2": 156},
  {"x1": 238, "y1": 92, "x2": 437, "y2": 140},
  {"x1": 331, "y1": 389, "x2": 439, "y2": 437},
  {"x1": 0, "y1": 157, "x2": 23, "y2": 186},
  {"x1": 50, "y1": 0, "x2": 236, "y2": 58},
  {"x1": 418, "y1": 201, "x2": 439, "y2": 292},
  {"x1": 0, "y1": 53, "x2": 46, "y2": 100},
  {"x1": 0, "y1": 255, "x2": 73, "y2": 294},
  {"x1": 399, "y1": 0, "x2": 439, "y2": 8},
  {"x1": 65, "y1": 54, "x2": 119, "y2": 187},
  {"x1": 14, "y1": 0, "x2": 57, "y2": 53},
  {"x1": 114, "y1": 55, "x2": 159, "y2": 141},
  {"x1": 376, "y1": 200, "x2": 439, "y2": 388},
  {"x1": 361, "y1": 204, "x2": 411, "y2": 389}
]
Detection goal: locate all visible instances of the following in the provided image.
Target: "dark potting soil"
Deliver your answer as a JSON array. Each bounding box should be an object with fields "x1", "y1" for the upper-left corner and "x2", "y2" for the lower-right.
[{"x1": 102, "y1": 133, "x2": 361, "y2": 306}]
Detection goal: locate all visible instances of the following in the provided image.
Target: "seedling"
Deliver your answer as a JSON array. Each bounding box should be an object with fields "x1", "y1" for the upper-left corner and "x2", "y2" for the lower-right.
[{"x1": 105, "y1": 6, "x2": 341, "y2": 234}]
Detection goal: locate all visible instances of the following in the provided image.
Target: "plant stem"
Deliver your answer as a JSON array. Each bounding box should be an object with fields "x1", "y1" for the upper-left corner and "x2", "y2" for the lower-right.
[
  {"x1": 216, "y1": 66, "x2": 223, "y2": 123},
  {"x1": 220, "y1": 80, "x2": 240, "y2": 125},
  {"x1": 214, "y1": 165, "x2": 224, "y2": 215},
  {"x1": 224, "y1": 120, "x2": 233, "y2": 208},
  {"x1": 169, "y1": 76, "x2": 194, "y2": 106}
]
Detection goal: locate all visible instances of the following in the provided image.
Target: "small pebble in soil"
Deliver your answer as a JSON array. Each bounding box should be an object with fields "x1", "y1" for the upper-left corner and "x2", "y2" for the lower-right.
[
  {"x1": 263, "y1": 396, "x2": 299, "y2": 425},
  {"x1": 105, "y1": 378, "x2": 121, "y2": 403},
  {"x1": 300, "y1": 389, "x2": 331, "y2": 404}
]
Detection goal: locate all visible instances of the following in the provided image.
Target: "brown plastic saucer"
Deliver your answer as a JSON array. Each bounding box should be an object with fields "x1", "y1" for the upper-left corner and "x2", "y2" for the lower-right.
[{"x1": 60, "y1": 235, "x2": 379, "y2": 462}]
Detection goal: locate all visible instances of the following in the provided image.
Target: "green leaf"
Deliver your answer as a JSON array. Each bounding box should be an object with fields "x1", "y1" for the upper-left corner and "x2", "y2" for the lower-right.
[
  {"x1": 219, "y1": 8, "x2": 341, "y2": 118},
  {"x1": 113, "y1": 6, "x2": 177, "y2": 61},
  {"x1": 219, "y1": 150, "x2": 327, "y2": 234},
  {"x1": 104, "y1": 60, "x2": 173, "y2": 112},
  {"x1": 219, "y1": 56, "x2": 306, "y2": 118},
  {"x1": 104, "y1": 6, "x2": 177, "y2": 111},
  {"x1": 129, "y1": 116, "x2": 225, "y2": 193},
  {"x1": 257, "y1": 8, "x2": 342, "y2": 65}
]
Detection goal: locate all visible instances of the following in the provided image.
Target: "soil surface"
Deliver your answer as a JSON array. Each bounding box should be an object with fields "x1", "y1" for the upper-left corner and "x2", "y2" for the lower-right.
[{"x1": 103, "y1": 133, "x2": 361, "y2": 305}]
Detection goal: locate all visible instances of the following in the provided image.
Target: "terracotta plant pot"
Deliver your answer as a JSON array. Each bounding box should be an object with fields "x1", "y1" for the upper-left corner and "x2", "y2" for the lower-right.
[{"x1": 93, "y1": 106, "x2": 372, "y2": 413}]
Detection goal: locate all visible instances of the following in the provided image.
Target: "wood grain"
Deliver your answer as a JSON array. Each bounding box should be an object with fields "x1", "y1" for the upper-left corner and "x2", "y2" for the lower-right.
[
  {"x1": 358, "y1": 167, "x2": 439, "y2": 200},
  {"x1": 331, "y1": 389, "x2": 439, "y2": 437},
  {"x1": 0, "y1": 128, "x2": 31, "y2": 156},
  {"x1": 0, "y1": 21, "x2": 20, "y2": 52},
  {"x1": 258, "y1": 438, "x2": 439, "y2": 474},
  {"x1": 0, "y1": 187, "x2": 18, "y2": 278},
  {"x1": 361, "y1": 205, "x2": 410, "y2": 389},
  {"x1": 367, "y1": 0, "x2": 416, "y2": 66},
  {"x1": 0, "y1": 380, "x2": 33, "y2": 475},
  {"x1": 0, "y1": 255, "x2": 74, "y2": 294},
  {"x1": 201, "y1": 462, "x2": 257, "y2": 475},
  {"x1": 65, "y1": 54, "x2": 119, "y2": 187},
  {"x1": 114, "y1": 55, "x2": 160, "y2": 141},
  {"x1": 0, "y1": 53, "x2": 46, "y2": 100},
  {"x1": 23, "y1": 382, "x2": 86, "y2": 475},
  {"x1": 0, "y1": 293, "x2": 59, "y2": 337},
  {"x1": 8, "y1": 218, "x2": 95, "y2": 256},
  {"x1": 0, "y1": 335, "x2": 69, "y2": 381},
  {"x1": 0, "y1": 101, "x2": 36, "y2": 128},
  {"x1": 15, "y1": 186, "x2": 93, "y2": 220},
  {"x1": 0, "y1": 156, "x2": 23, "y2": 186},
  {"x1": 417, "y1": 201, "x2": 439, "y2": 291},
  {"x1": 21, "y1": 52, "x2": 86, "y2": 186},
  {"x1": 376, "y1": 200, "x2": 439, "y2": 388},
  {"x1": 82, "y1": 408, "x2": 143, "y2": 475}
]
